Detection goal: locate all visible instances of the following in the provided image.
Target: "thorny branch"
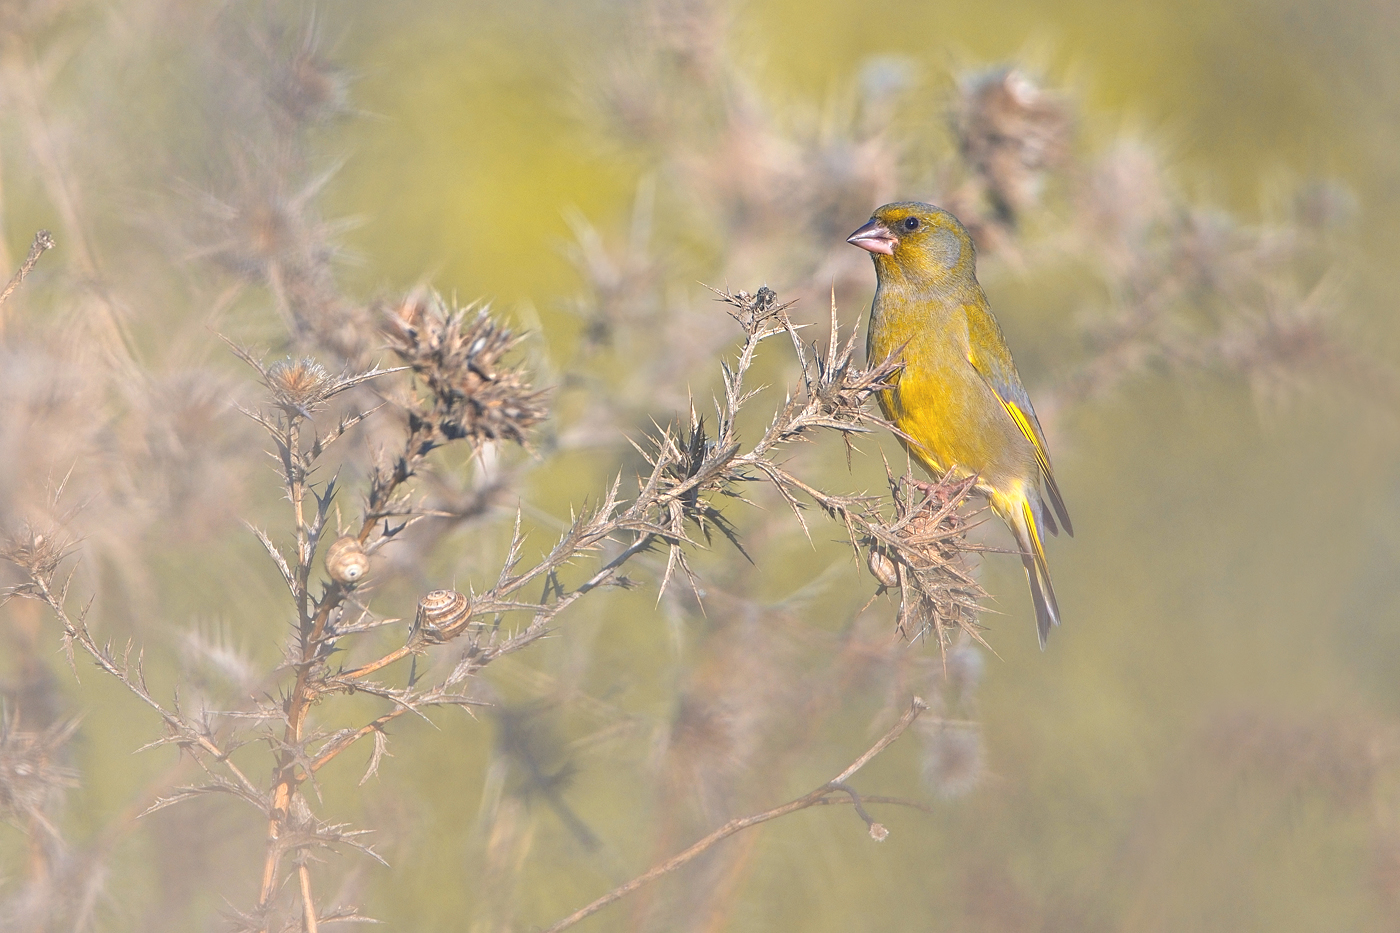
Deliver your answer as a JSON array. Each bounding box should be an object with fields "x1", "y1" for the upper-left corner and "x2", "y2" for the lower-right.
[
  {"x1": 539, "y1": 697, "x2": 931, "y2": 933},
  {"x1": 239, "y1": 286, "x2": 978, "y2": 926},
  {"x1": 328, "y1": 285, "x2": 983, "y2": 704},
  {"x1": 2, "y1": 285, "x2": 983, "y2": 929},
  {"x1": 0, "y1": 532, "x2": 261, "y2": 807},
  {"x1": 0, "y1": 229, "x2": 55, "y2": 310}
]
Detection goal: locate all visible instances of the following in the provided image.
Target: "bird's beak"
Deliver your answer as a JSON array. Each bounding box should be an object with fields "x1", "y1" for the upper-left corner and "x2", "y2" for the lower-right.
[{"x1": 846, "y1": 220, "x2": 897, "y2": 256}]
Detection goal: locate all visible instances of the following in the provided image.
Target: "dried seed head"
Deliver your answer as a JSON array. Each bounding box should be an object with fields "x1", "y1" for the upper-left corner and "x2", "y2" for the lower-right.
[
  {"x1": 955, "y1": 67, "x2": 1071, "y2": 224},
  {"x1": 1, "y1": 526, "x2": 72, "y2": 587},
  {"x1": 270, "y1": 45, "x2": 351, "y2": 127},
  {"x1": 324, "y1": 535, "x2": 369, "y2": 585},
  {"x1": 715, "y1": 285, "x2": 788, "y2": 333},
  {"x1": 0, "y1": 714, "x2": 79, "y2": 824},
  {"x1": 266, "y1": 357, "x2": 335, "y2": 412},
  {"x1": 411, "y1": 589, "x2": 472, "y2": 643},
  {"x1": 381, "y1": 291, "x2": 431, "y2": 336},
  {"x1": 382, "y1": 293, "x2": 548, "y2": 447},
  {"x1": 191, "y1": 172, "x2": 313, "y2": 286}
]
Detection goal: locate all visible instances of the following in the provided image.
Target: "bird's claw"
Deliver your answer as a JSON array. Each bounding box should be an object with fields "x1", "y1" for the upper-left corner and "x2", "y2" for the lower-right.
[{"x1": 909, "y1": 473, "x2": 978, "y2": 507}]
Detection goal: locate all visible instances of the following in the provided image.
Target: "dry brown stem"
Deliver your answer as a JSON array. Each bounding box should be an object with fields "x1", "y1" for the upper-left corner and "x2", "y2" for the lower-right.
[
  {"x1": 0, "y1": 228, "x2": 53, "y2": 310},
  {"x1": 3, "y1": 281, "x2": 974, "y2": 928},
  {"x1": 540, "y1": 697, "x2": 930, "y2": 933}
]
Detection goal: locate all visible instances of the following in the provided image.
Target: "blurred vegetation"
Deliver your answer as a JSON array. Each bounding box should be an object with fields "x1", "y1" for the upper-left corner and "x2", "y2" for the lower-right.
[{"x1": 1, "y1": 0, "x2": 1399, "y2": 931}]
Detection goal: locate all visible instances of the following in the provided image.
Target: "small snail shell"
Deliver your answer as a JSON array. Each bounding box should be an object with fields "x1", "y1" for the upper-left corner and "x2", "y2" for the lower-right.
[
  {"x1": 412, "y1": 589, "x2": 472, "y2": 642},
  {"x1": 325, "y1": 535, "x2": 370, "y2": 585},
  {"x1": 867, "y1": 548, "x2": 899, "y2": 588}
]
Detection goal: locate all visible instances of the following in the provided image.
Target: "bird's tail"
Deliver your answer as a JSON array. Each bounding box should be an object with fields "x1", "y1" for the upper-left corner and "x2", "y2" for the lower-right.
[{"x1": 995, "y1": 488, "x2": 1062, "y2": 649}]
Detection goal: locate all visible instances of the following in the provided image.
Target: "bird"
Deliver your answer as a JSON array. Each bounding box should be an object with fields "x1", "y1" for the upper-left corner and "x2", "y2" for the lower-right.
[{"x1": 848, "y1": 201, "x2": 1072, "y2": 647}]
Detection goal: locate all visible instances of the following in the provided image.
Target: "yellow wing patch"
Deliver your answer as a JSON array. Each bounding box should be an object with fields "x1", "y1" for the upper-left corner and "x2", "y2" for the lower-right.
[
  {"x1": 967, "y1": 349, "x2": 1072, "y2": 536},
  {"x1": 1020, "y1": 497, "x2": 1048, "y2": 569},
  {"x1": 999, "y1": 396, "x2": 1055, "y2": 486}
]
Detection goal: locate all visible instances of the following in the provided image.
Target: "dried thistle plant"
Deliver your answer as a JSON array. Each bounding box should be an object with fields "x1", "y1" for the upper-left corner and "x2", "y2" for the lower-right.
[
  {"x1": 863, "y1": 470, "x2": 988, "y2": 645},
  {"x1": 0, "y1": 706, "x2": 93, "y2": 933},
  {"x1": 0, "y1": 708, "x2": 79, "y2": 834},
  {"x1": 1, "y1": 278, "x2": 980, "y2": 928},
  {"x1": 381, "y1": 293, "x2": 549, "y2": 448},
  {"x1": 948, "y1": 67, "x2": 1072, "y2": 235}
]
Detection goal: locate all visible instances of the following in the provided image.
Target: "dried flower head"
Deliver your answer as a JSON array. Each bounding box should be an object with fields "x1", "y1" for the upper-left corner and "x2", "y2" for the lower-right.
[
  {"x1": 1218, "y1": 280, "x2": 1360, "y2": 414},
  {"x1": 266, "y1": 357, "x2": 336, "y2": 411},
  {"x1": 186, "y1": 154, "x2": 339, "y2": 286},
  {"x1": 229, "y1": 344, "x2": 393, "y2": 421},
  {"x1": 261, "y1": 24, "x2": 353, "y2": 128},
  {"x1": 1, "y1": 525, "x2": 73, "y2": 592},
  {"x1": 563, "y1": 204, "x2": 663, "y2": 350},
  {"x1": 954, "y1": 67, "x2": 1071, "y2": 226},
  {"x1": 0, "y1": 711, "x2": 80, "y2": 828},
  {"x1": 382, "y1": 292, "x2": 548, "y2": 447}
]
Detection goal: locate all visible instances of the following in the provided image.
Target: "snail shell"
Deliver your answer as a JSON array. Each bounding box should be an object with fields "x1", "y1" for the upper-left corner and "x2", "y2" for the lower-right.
[
  {"x1": 867, "y1": 548, "x2": 899, "y2": 589},
  {"x1": 325, "y1": 535, "x2": 370, "y2": 585},
  {"x1": 413, "y1": 589, "x2": 472, "y2": 642}
]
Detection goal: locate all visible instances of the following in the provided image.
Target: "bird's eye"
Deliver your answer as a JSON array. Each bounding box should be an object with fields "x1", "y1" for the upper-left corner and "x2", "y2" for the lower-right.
[{"x1": 903, "y1": 216, "x2": 920, "y2": 231}]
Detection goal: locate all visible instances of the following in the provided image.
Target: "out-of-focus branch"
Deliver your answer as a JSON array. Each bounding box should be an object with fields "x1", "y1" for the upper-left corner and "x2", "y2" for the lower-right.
[
  {"x1": 0, "y1": 534, "x2": 261, "y2": 806},
  {"x1": 0, "y1": 228, "x2": 53, "y2": 310},
  {"x1": 540, "y1": 697, "x2": 930, "y2": 933}
]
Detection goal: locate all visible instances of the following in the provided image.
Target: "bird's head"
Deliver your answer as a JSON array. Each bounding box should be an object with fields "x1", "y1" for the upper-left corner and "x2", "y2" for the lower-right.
[{"x1": 846, "y1": 202, "x2": 975, "y2": 285}]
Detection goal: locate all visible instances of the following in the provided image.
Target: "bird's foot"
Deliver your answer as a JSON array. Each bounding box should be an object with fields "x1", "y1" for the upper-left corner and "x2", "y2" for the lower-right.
[{"x1": 908, "y1": 473, "x2": 978, "y2": 507}]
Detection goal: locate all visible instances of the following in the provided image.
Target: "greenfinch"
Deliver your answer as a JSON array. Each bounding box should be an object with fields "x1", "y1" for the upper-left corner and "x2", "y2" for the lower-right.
[{"x1": 848, "y1": 202, "x2": 1072, "y2": 647}]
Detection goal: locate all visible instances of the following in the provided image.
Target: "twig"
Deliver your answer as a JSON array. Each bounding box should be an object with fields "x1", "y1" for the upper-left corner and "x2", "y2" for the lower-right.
[
  {"x1": 298, "y1": 862, "x2": 319, "y2": 933},
  {"x1": 5, "y1": 284, "x2": 968, "y2": 930},
  {"x1": 539, "y1": 697, "x2": 929, "y2": 933},
  {"x1": 0, "y1": 229, "x2": 54, "y2": 308}
]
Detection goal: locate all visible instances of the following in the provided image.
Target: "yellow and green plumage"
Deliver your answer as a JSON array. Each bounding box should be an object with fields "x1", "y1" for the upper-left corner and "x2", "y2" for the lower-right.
[{"x1": 848, "y1": 202, "x2": 1072, "y2": 647}]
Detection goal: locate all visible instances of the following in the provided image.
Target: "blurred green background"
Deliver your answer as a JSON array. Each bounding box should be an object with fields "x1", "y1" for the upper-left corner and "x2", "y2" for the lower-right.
[{"x1": 2, "y1": 0, "x2": 1399, "y2": 930}]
